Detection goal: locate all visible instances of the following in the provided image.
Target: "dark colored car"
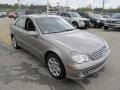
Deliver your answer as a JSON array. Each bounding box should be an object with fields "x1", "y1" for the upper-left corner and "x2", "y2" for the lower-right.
[
  {"x1": 104, "y1": 13, "x2": 120, "y2": 29},
  {"x1": 78, "y1": 12, "x2": 107, "y2": 28}
]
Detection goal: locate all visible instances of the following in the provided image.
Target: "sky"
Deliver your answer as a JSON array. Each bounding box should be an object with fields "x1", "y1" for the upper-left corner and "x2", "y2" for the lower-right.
[{"x1": 0, "y1": 0, "x2": 120, "y2": 9}]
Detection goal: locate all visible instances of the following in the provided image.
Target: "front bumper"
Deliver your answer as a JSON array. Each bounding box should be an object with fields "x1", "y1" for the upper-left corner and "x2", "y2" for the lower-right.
[{"x1": 66, "y1": 49, "x2": 110, "y2": 80}]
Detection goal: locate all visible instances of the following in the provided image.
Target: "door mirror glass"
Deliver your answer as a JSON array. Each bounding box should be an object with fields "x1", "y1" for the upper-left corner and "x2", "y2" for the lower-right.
[{"x1": 28, "y1": 31, "x2": 37, "y2": 36}]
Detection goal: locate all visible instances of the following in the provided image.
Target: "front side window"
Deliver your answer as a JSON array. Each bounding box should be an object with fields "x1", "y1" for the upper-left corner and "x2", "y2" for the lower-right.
[
  {"x1": 25, "y1": 18, "x2": 35, "y2": 31},
  {"x1": 15, "y1": 17, "x2": 26, "y2": 29},
  {"x1": 65, "y1": 13, "x2": 71, "y2": 18},
  {"x1": 70, "y1": 12, "x2": 81, "y2": 18},
  {"x1": 36, "y1": 17, "x2": 75, "y2": 34}
]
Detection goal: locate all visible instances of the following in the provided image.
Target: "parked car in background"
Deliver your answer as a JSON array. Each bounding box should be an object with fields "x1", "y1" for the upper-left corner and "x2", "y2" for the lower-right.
[
  {"x1": 78, "y1": 12, "x2": 107, "y2": 28},
  {"x1": 104, "y1": 13, "x2": 120, "y2": 29},
  {"x1": 0, "y1": 11, "x2": 7, "y2": 18},
  {"x1": 58, "y1": 12, "x2": 90, "y2": 29},
  {"x1": 0, "y1": 11, "x2": 7, "y2": 17},
  {"x1": 10, "y1": 15, "x2": 110, "y2": 80},
  {"x1": 8, "y1": 11, "x2": 16, "y2": 18}
]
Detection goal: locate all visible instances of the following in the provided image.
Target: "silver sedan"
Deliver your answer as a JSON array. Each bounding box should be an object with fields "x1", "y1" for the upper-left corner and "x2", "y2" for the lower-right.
[{"x1": 10, "y1": 15, "x2": 110, "y2": 80}]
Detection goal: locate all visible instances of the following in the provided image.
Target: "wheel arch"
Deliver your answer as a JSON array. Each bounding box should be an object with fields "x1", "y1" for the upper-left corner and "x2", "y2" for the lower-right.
[{"x1": 45, "y1": 50, "x2": 61, "y2": 64}]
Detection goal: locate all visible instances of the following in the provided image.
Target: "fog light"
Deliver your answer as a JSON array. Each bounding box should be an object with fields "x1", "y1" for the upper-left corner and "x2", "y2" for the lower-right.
[{"x1": 79, "y1": 73, "x2": 85, "y2": 78}]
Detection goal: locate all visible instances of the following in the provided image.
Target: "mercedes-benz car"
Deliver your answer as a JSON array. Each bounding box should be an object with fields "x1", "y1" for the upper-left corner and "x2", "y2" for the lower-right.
[
  {"x1": 104, "y1": 13, "x2": 120, "y2": 29},
  {"x1": 10, "y1": 15, "x2": 110, "y2": 80}
]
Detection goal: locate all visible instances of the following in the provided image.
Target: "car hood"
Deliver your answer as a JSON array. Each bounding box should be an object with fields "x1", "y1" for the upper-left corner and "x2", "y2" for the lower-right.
[
  {"x1": 95, "y1": 17, "x2": 107, "y2": 21},
  {"x1": 73, "y1": 17, "x2": 89, "y2": 21},
  {"x1": 46, "y1": 30, "x2": 105, "y2": 54}
]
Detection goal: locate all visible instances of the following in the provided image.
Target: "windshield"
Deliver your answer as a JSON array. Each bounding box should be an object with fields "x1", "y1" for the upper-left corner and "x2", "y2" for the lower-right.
[
  {"x1": 36, "y1": 17, "x2": 75, "y2": 34},
  {"x1": 112, "y1": 13, "x2": 120, "y2": 19},
  {"x1": 70, "y1": 12, "x2": 81, "y2": 18}
]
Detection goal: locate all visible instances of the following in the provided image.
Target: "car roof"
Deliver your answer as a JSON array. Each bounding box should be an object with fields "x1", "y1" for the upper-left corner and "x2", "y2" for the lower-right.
[{"x1": 21, "y1": 14, "x2": 60, "y2": 19}]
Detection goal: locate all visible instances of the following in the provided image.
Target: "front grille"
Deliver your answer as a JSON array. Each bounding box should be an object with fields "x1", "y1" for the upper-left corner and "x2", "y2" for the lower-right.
[{"x1": 90, "y1": 46, "x2": 106, "y2": 60}]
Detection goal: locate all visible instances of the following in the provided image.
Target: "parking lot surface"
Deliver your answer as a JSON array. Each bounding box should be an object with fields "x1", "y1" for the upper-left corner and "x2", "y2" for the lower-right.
[{"x1": 0, "y1": 17, "x2": 120, "y2": 90}]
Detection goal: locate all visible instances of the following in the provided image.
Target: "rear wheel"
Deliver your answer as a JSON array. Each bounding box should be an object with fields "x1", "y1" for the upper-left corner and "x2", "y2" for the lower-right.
[
  {"x1": 11, "y1": 36, "x2": 20, "y2": 49},
  {"x1": 46, "y1": 53, "x2": 66, "y2": 80}
]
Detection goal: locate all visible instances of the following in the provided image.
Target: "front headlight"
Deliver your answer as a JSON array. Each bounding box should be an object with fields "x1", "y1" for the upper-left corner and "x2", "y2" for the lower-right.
[{"x1": 71, "y1": 52, "x2": 89, "y2": 64}]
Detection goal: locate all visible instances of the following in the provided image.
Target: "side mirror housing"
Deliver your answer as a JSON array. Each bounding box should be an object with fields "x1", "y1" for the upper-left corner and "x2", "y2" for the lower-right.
[{"x1": 28, "y1": 31, "x2": 37, "y2": 36}]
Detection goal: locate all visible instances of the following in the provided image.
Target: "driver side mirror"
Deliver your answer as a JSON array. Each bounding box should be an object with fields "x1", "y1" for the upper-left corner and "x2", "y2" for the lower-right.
[{"x1": 28, "y1": 31, "x2": 37, "y2": 36}]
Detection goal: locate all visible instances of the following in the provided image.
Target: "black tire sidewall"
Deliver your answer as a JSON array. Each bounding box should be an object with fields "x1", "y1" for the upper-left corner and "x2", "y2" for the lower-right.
[
  {"x1": 46, "y1": 53, "x2": 66, "y2": 80},
  {"x1": 72, "y1": 22, "x2": 79, "y2": 28}
]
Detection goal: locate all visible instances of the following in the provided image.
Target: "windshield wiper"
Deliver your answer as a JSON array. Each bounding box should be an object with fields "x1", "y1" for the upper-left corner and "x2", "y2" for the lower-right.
[
  {"x1": 46, "y1": 29, "x2": 76, "y2": 34},
  {"x1": 61, "y1": 29, "x2": 76, "y2": 32}
]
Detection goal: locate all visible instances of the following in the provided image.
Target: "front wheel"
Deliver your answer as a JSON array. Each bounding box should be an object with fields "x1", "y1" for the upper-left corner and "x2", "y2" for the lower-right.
[
  {"x1": 72, "y1": 22, "x2": 79, "y2": 29},
  {"x1": 46, "y1": 53, "x2": 66, "y2": 80}
]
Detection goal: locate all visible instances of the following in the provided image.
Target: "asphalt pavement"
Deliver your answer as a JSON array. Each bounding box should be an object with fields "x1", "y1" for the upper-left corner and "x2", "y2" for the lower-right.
[{"x1": 0, "y1": 17, "x2": 120, "y2": 90}]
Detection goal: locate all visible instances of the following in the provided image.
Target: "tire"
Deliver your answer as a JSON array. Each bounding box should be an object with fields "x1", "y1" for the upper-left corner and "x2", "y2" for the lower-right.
[
  {"x1": 11, "y1": 36, "x2": 20, "y2": 49},
  {"x1": 72, "y1": 21, "x2": 79, "y2": 29},
  {"x1": 46, "y1": 53, "x2": 66, "y2": 80},
  {"x1": 104, "y1": 26, "x2": 109, "y2": 30}
]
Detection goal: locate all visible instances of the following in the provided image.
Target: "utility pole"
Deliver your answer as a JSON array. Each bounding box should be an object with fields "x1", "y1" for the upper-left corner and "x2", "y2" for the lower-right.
[
  {"x1": 102, "y1": 0, "x2": 105, "y2": 13},
  {"x1": 66, "y1": 0, "x2": 69, "y2": 11},
  {"x1": 59, "y1": 0, "x2": 61, "y2": 11},
  {"x1": 47, "y1": 0, "x2": 49, "y2": 15},
  {"x1": 93, "y1": 0, "x2": 95, "y2": 13},
  {"x1": 18, "y1": 0, "x2": 21, "y2": 11}
]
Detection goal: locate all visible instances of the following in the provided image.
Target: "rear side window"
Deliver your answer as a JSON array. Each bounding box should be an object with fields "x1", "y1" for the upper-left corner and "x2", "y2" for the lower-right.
[{"x1": 15, "y1": 17, "x2": 26, "y2": 29}]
